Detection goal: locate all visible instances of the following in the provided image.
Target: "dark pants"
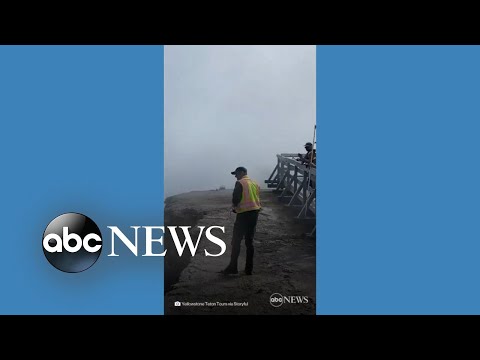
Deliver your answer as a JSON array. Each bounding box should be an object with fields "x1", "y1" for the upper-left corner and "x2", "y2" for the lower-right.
[{"x1": 227, "y1": 210, "x2": 260, "y2": 272}]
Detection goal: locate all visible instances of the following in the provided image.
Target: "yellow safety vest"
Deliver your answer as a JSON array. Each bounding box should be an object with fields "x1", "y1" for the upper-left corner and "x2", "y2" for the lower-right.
[{"x1": 235, "y1": 175, "x2": 261, "y2": 213}]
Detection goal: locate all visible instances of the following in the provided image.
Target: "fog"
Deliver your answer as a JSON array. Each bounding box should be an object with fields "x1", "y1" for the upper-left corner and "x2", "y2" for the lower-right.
[{"x1": 164, "y1": 45, "x2": 316, "y2": 198}]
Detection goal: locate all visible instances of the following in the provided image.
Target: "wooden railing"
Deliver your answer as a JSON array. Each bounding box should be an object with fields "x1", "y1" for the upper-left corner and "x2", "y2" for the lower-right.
[{"x1": 265, "y1": 153, "x2": 316, "y2": 236}]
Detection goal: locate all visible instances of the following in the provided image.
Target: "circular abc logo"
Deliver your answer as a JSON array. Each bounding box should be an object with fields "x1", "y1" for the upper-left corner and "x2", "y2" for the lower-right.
[
  {"x1": 269, "y1": 293, "x2": 284, "y2": 307},
  {"x1": 42, "y1": 213, "x2": 102, "y2": 273}
]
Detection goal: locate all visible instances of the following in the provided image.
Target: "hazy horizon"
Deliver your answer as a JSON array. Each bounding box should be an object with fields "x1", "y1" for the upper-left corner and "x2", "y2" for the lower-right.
[{"x1": 165, "y1": 45, "x2": 316, "y2": 198}]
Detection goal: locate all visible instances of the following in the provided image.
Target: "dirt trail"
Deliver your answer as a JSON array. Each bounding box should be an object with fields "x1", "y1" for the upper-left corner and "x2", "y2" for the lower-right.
[{"x1": 164, "y1": 189, "x2": 316, "y2": 315}]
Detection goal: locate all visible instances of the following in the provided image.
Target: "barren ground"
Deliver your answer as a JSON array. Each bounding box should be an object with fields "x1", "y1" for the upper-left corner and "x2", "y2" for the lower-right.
[{"x1": 164, "y1": 189, "x2": 316, "y2": 315}]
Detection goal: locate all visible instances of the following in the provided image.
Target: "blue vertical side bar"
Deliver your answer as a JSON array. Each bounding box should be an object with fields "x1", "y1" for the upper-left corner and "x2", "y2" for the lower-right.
[
  {"x1": 0, "y1": 45, "x2": 164, "y2": 314},
  {"x1": 317, "y1": 45, "x2": 480, "y2": 314}
]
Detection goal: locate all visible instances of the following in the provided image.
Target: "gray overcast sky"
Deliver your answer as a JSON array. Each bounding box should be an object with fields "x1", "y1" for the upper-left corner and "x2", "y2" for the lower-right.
[{"x1": 165, "y1": 45, "x2": 316, "y2": 198}]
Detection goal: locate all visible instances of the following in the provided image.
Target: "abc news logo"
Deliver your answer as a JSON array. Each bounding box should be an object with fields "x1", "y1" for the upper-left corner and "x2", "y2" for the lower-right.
[
  {"x1": 269, "y1": 293, "x2": 309, "y2": 307},
  {"x1": 43, "y1": 213, "x2": 102, "y2": 273},
  {"x1": 43, "y1": 212, "x2": 226, "y2": 273}
]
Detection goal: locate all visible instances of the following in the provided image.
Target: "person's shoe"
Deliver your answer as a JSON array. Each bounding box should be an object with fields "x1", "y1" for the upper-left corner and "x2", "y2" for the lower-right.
[{"x1": 220, "y1": 267, "x2": 238, "y2": 275}]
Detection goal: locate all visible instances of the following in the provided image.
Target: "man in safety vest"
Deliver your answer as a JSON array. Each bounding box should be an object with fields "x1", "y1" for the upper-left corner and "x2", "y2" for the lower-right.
[{"x1": 220, "y1": 166, "x2": 261, "y2": 276}]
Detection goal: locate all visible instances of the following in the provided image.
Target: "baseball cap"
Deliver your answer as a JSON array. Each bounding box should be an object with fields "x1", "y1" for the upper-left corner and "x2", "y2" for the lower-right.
[
  {"x1": 304, "y1": 142, "x2": 313, "y2": 147},
  {"x1": 231, "y1": 166, "x2": 247, "y2": 175}
]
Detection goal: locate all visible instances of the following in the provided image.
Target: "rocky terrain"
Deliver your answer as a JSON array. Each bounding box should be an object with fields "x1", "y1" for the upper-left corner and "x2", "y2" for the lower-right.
[{"x1": 164, "y1": 189, "x2": 316, "y2": 315}]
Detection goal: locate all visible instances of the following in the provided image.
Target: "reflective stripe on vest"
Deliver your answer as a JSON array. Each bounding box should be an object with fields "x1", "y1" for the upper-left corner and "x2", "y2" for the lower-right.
[{"x1": 236, "y1": 176, "x2": 261, "y2": 213}]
